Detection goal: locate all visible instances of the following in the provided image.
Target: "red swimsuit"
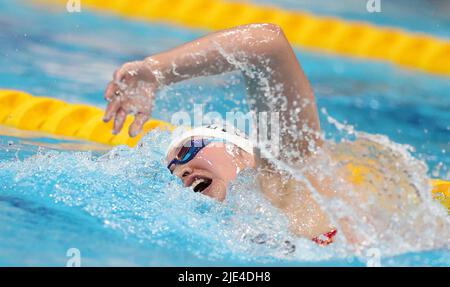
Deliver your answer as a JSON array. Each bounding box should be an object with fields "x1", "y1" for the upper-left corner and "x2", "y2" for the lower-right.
[{"x1": 312, "y1": 229, "x2": 337, "y2": 246}]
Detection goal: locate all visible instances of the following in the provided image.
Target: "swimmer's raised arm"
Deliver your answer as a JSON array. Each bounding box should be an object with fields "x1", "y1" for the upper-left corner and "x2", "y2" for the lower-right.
[{"x1": 104, "y1": 23, "x2": 321, "y2": 164}]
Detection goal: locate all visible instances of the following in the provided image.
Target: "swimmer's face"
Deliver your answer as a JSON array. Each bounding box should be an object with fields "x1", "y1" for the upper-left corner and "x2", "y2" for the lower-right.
[{"x1": 166, "y1": 138, "x2": 255, "y2": 201}]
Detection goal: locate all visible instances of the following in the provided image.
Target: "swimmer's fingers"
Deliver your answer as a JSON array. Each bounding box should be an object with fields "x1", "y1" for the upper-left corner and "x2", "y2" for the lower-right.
[
  {"x1": 129, "y1": 113, "x2": 149, "y2": 137},
  {"x1": 104, "y1": 81, "x2": 118, "y2": 102},
  {"x1": 103, "y1": 81, "x2": 122, "y2": 123},
  {"x1": 103, "y1": 98, "x2": 121, "y2": 123},
  {"x1": 113, "y1": 108, "x2": 127, "y2": 135}
]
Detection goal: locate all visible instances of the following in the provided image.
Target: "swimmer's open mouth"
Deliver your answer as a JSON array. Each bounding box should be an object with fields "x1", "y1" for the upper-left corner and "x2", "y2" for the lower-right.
[{"x1": 191, "y1": 177, "x2": 212, "y2": 193}]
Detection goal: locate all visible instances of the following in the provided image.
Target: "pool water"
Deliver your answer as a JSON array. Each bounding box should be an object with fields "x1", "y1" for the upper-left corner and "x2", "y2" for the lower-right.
[
  {"x1": 254, "y1": 0, "x2": 450, "y2": 38},
  {"x1": 0, "y1": 0, "x2": 449, "y2": 266}
]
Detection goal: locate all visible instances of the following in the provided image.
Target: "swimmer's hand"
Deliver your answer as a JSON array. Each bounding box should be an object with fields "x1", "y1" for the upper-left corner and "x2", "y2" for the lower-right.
[{"x1": 103, "y1": 60, "x2": 159, "y2": 137}]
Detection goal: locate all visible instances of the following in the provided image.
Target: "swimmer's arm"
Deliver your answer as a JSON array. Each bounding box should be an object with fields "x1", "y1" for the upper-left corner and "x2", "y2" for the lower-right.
[
  {"x1": 105, "y1": 23, "x2": 321, "y2": 164},
  {"x1": 152, "y1": 24, "x2": 321, "y2": 164},
  {"x1": 145, "y1": 23, "x2": 285, "y2": 85}
]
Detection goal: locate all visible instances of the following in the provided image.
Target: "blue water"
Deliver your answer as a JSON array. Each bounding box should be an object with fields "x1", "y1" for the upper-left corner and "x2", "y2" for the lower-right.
[
  {"x1": 254, "y1": 0, "x2": 450, "y2": 39},
  {"x1": 0, "y1": 0, "x2": 449, "y2": 266}
]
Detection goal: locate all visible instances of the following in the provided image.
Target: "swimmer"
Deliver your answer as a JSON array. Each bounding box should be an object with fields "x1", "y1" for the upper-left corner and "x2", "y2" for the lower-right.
[{"x1": 103, "y1": 24, "x2": 424, "y2": 247}]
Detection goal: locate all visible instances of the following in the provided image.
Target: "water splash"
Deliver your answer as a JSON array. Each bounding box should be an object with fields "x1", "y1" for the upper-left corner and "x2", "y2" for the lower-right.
[
  {"x1": 2, "y1": 123, "x2": 447, "y2": 266},
  {"x1": 257, "y1": 108, "x2": 450, "y2": 258},
  {"x1": 1, "y1": 130, "x2": 331, "y2": 263}
]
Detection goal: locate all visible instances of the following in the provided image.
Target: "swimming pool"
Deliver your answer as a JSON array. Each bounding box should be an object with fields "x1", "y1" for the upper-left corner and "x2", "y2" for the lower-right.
[{"x1": 0, "y1": 0, "x2": 449, "y2": 266}]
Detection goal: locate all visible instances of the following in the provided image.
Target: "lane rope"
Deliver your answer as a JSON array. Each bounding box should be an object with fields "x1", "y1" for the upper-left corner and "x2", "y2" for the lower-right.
[
  {"x1": 0, "y1": 89, "x2": 173, "y2": 147},
  {"x1": 39, "y1": 0, "x2": 450, "y2": 76}
]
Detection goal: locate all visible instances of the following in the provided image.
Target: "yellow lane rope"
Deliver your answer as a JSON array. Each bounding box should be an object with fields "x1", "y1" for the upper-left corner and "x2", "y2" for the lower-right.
[
  {"x1": 39, "y1": 0, "x2": 450, "y2": 76},
  {"x1": 0, "y1": 89, "x2": 173, "y2": 147},
  {"x1": 0, "y1": 89, "x2": 448, "y2": 209}
]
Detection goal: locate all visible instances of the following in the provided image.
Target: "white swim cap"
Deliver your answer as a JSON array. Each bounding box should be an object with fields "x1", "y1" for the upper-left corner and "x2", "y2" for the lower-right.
[{"x1": 166, "y1": 123, "x2": 254, "y2": 156}]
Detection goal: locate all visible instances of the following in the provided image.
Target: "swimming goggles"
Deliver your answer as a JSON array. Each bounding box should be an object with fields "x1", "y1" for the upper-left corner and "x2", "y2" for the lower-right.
[{"x1": 167, "y1": 138, "x2": 220, "y2": 173}]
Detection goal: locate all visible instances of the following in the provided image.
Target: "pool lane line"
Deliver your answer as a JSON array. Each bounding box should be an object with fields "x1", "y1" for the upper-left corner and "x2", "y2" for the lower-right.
[
  {"x1": 37, "y1": 0, "x2": 450, "y2": 77},
  {"x1": 0, "y1": 89, "x2": 174, "y2": 147}
]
